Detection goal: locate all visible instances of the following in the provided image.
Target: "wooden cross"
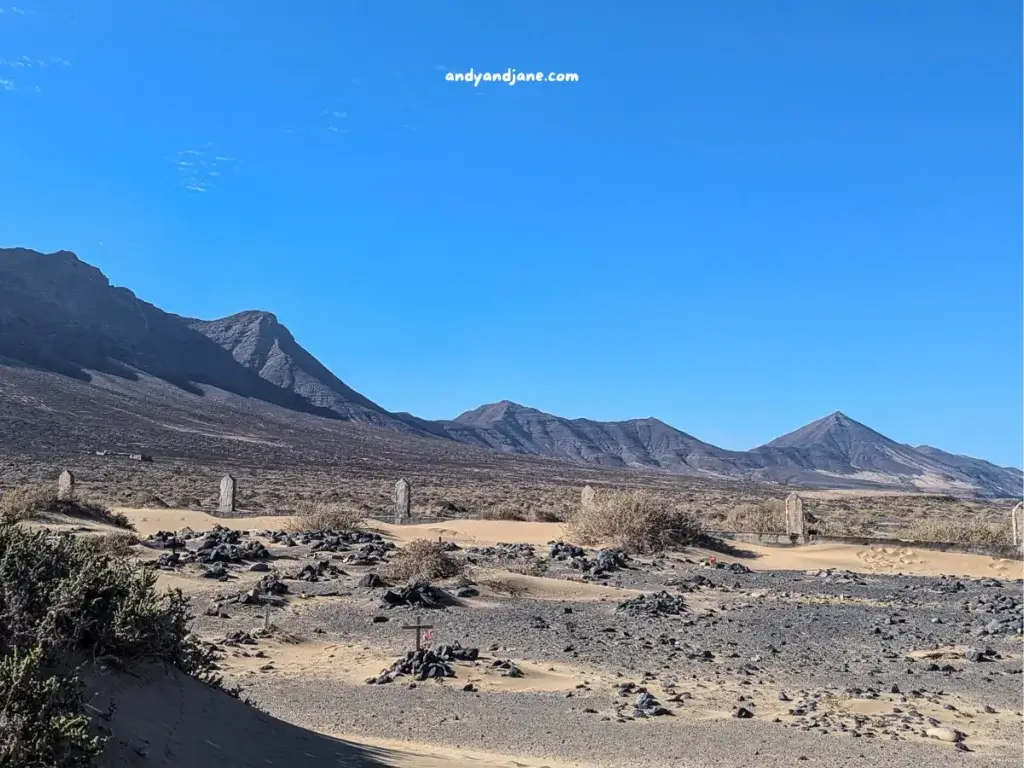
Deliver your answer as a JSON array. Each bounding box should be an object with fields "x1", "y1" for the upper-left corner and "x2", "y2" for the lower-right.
[{"x1": 401, "y1": 614, "x2": 434, "y2": 651}]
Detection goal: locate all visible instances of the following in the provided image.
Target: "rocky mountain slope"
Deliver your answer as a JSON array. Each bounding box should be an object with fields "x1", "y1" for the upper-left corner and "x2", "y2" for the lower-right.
[{"x1": 1, "y1": 247, "x2": 1019, "y2": 497}]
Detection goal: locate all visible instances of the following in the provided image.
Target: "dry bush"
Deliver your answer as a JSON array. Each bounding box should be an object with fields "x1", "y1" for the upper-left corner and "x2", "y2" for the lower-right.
[
  {"x1": 901, "y1": 518, "x2": 1014, "y2": 547},
  {"x1": 725, "y1": 500, "x2": 786, "y2": 534},
  {"x1": 528, "y1": 506, "x2": 564, "y2": 523},
  {"x1": 0, "y1": 486, "x2": 58, "y2": 523},
  {"x1": 479, "y1": 502, "x2": 528, "y2": 521},
  {"x1": 566, "y1": 490, "x2": 705, "y2": 554},
  {"x1": 0, "y1": 486, "x2": 133, "y2": 530},
  {"x1": 288, "y1": 500, "x2": 363, "y2": 533},
  {"x1": 381, "y1": 539, "x2": 465, "y2": 582},
  {"x1": 76, "y1": 531, "x2": 139, "y2": 558}
]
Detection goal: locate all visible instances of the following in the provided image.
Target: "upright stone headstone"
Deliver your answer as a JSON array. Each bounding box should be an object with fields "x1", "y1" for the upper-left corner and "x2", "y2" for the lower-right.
[
  {"x1": 57, "y1": 470, "x2": 75, "y2": 501},
  {"x1": 219, "y1": 474, "x2": 236, "y2": 513},
  {"x1": 1012, "y1": 502, "x2": 1023, "y2": 549},
  {"x1": 394, "y1": 478, "x2": 411, "y2": 524},
  {"x1": 785, "y1": 493, "x2": 805, "y2": 538},
  {"x1": 581, "y1": 484, "x2": 596, "y2": 510}
]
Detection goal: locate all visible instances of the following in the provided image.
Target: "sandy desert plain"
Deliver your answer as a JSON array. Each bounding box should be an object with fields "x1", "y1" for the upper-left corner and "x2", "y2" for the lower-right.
[{"x1": 21, "y1": 488, "x2": 1021, "y2": 768}]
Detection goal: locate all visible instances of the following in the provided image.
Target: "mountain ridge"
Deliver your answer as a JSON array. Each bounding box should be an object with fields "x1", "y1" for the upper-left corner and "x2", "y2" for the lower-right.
[{"x1": 1, "y1": 247, "x2": 1019, "y2": 498}]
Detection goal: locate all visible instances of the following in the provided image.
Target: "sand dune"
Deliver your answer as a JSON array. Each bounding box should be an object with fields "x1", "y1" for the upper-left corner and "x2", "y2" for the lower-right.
[{"x1": 90, "y1": 662, "x2": 579, "y2": 768}]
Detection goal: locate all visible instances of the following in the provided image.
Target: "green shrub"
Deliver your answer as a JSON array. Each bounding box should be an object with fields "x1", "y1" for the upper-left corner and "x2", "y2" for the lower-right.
[
  {"x1": 0, "y1": 524, "x2": 218, "y2": 766},
  {"x1": 0, "y1": 647, "x2": 102, "y2": 767}
]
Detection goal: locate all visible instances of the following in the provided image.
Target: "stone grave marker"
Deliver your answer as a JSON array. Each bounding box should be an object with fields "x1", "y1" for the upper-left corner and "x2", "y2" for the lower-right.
[
  {"x1": 581, "y1": 484, "x2": 596, "y2": 510},
  {"x1": 57, "y1": 470, "x2": 75, "y2": 501},
  {"x1": 785, "y1": 492, "x2": 805, "y2": 539},
  {"x1": 394, "y1": 478, "x2": 411, "y2": 524},
  {"x1": 219, "y1": 474, "x2": 236, "y2": 513}
]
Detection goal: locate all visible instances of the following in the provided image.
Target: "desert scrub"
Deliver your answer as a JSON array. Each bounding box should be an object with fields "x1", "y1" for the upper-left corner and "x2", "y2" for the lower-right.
[
  {"x1": 725, "y1": 500, "x2": 786, "y2": 534},
  {"x1": 288, "y1": 499, "x2": 364, "y2": 533},
  {"x1": 901, "y1": 518, "x2": 1014, "y2": 547},
  {"x1": 0, "y1": 524, "x2": 218, "y2": 767},
  {"x1": 479, "y1": 502, "x2": 529, "y2": 521},
  {"x1": 0, "y1": 485, "x2": 134, "y2": 530},
  {"x1": 566, "y1": 489, "x2": 706, "y2": 554},
  {"x1": 382, "y1": 539, "x2": 464, "y2": 582}
]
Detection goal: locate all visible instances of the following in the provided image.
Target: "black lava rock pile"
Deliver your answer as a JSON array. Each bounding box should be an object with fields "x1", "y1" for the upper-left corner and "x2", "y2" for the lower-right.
[
  {"x1": 702, "y1": 559, "x2": 752, "y2": 575},
  {"x1": 593, "y1": 548, "x2": 629, "y2": 572},
  {"x1": 380, "y1": 581, "x2": 453, "y2": 609},
  {"x1": 287, "y1": 560, "x2": 343, "y2": 583},
  {"x1": 366, "y1": 644, "x2": 480, "y2": 685},
  {"x1": 466, "y1": 543, "x2": 536, "y2": 559},
  {"x1": 616, "y1": 682, "x2": 672, "y2": 717},
  {"x1": 490, "y1": 659, "x2": 523, "y2": 677},
  {"x1": 148, "y1": 525, "x2": 269, "y2": 566},
  {"x1": 145, "y1": 530, "x2": 187, "y2": 550},
  {"x1": 263, "y1": 529, "x2": 387, "y2": 553},
  {"x1": 549, "y1": 542, "x2": 586, "y2": 560},
  {"x1": 358, "y1": 572, "x2": 388, "y2": 588},
  {"x1": 616, "y1": 591, "x2": 688, "y2": 617}
]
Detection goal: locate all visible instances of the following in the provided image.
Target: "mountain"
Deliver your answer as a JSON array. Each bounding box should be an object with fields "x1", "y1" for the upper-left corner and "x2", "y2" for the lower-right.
[
  {"x1": 1, "y1": 247, "x2": 1019, "y2": 498},
  {"x1": 190, "y1": 311, "x2": 402, "y2": 429},
  {"x1": 449, "y1": 400, "x2": 759, "y2": 474},
  {"x1": 449, "y1": 403, "x2": 1022, "y2": 496},
  {"x1": 747, "y1": 411, "x2": 1022, "y2": 497},
  {"x1": 0, "y1": 247, "x2": 418, "y2": 432}
]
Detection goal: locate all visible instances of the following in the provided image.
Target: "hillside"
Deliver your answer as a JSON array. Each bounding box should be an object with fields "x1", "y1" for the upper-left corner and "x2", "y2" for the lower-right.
[{"x1": 0, "y1": 247, "x2": 1019, "y2": 498}]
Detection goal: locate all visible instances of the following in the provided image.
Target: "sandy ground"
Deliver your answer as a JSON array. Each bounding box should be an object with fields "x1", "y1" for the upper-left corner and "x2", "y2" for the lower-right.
[
  {"x1": 79, "y1": 507, "x2": 1023, "y2": 768},
  {"x1": 113, "y1": 509, "x2": 1023, "y2": 580}
]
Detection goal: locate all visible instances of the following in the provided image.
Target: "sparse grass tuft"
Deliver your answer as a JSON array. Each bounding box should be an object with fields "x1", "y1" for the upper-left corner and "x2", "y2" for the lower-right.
[
  {"x1": 288, "y1": 500, "x2": 364, "y2": 533},
  {"x1": 566, "y1": 489, "x2": 706, "y2": 554},
  {"x1": 382, "y1": 539, "x2": 465, "y2": 582}
]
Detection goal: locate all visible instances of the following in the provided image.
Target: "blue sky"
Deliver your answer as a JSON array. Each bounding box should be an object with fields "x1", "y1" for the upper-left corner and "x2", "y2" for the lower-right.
[{"x1": 1, "y1": 1, "x2": 1021, "y2": 467}]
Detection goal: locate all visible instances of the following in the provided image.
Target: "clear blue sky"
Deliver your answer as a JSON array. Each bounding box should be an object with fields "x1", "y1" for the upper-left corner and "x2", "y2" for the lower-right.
[{"x1": 1, "y1": 1, "x2": 1021, "y2": 468}]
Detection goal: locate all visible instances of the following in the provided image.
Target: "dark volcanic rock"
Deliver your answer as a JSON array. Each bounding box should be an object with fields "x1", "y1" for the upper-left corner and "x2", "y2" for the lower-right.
[{"x1": 616, "y1": 591, "x2": 687, "y2": 617}]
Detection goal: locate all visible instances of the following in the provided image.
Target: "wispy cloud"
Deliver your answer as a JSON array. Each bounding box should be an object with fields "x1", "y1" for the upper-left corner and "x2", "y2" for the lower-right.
[
  {"x1": 173, "y1": 145, "x2": 237, "y2": 193},
  {"x1": 322, "y1": 108, "x2": 348, "y2": 135},
  {"x1": 0, "y1": 78, "x2": 14, "y2": 91}
]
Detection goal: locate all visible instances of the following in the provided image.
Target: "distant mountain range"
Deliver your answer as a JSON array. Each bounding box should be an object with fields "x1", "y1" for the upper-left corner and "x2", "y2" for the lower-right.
[{"x1": 1, "y1": 247, "x2": 1020, "y2": 497}]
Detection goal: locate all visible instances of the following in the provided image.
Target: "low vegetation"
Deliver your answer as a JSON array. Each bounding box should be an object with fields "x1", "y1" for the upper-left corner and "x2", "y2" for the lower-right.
[
  {"x1": 0, "y1": 524, "x2": 218, "y2": 767},
  {"x1": 288, "y1": 499, "x2": 363, "y2": 533},
  {"x1": 723, "y1": 500, "x2": 786, "y2": 534},
  {"x1": 901, "y1": 518, "x2": 1014, "y2": 547},
  {"x1": 567, "y1": 489, "x2": 706, "y2": 554},
  {"x1": 382, "y1": 538, "x2": 465, "y2": 582},
  {"x1": 479, "y1": 501, "x2": 564, "y2": 523},
  {"x1": 0, "y1": 485, "x2": 133, "y2": 529}
]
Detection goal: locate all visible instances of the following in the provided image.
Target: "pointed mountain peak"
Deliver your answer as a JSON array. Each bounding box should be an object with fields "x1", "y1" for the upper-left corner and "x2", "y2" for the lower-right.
[
  {"x1": 452, "y1": 400, "x2": 541, "y2": 425},
  {"x1": 762, "y1": 410, "x2": 890, "y2": 451}
]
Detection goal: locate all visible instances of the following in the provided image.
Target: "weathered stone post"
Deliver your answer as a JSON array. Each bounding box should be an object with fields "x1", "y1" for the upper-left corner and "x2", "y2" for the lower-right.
[
  {"x1": 785, "y1": 492, "x2": 805, "y2": 539},
  {"x1": 1012, "y1": 502, "x2": 1023, "y2": 551},
  {"x1": 219, "y1": 474, "x2": 236, "y2": 513},
  {"x1": 581, "y1": 484, "x2": 596, "y2": 510},
  {"x1": 394, "y1": 478, "x2": 411, "y2": 524},
  {"x1": 57, "y1": 470, "x2": 75, "y2": 501}
]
